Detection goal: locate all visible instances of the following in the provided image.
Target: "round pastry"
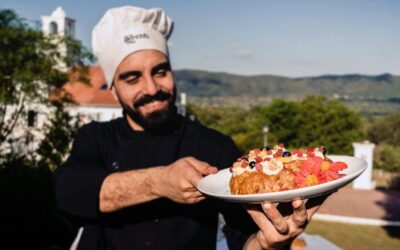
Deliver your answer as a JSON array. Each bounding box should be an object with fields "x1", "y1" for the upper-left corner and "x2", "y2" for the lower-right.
[{"x1": 229, "y1": 144, "x2": 346, "y2": 195}]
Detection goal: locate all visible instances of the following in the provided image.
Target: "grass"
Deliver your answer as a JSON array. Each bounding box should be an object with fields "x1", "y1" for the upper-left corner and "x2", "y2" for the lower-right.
[{"x1": 305, "y1": 220, "x2": 400, "y2": 250}]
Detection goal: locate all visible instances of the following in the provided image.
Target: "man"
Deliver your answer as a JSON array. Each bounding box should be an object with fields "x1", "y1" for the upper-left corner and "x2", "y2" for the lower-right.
[{"x1": 55, "y1": 6, "x2": 325, "y2": 250}]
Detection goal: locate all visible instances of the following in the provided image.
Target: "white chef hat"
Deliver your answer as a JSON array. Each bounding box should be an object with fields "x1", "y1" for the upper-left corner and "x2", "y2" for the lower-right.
[{"x1": 92, "y1": 6, "x2": 174, "y2": 86}]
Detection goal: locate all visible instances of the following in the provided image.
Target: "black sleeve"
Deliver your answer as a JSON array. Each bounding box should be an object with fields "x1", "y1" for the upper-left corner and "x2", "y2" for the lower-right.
[
  {"x1": 217, "y1": 137, "x2": 259, "y2": 250},
  {"x1": 54, "y1": 122, "x2": 111, "y2": 219}
]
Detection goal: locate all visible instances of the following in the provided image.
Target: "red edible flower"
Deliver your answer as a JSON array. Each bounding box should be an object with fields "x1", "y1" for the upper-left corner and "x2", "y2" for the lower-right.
[
  {"x1": 295, "y1": 158, "x2": 348, "y2": 187},
  {"x1": 321, "y1": 161, "x2": 348, "y2": 182},
  {"x1": 295, "y1": 157, "x2": 324, "y2": 188}
]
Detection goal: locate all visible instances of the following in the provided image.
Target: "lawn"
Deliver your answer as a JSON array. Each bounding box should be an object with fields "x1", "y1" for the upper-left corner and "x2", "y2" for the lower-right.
[{"x1": 305, "y1": 220, "x2": 400, "y2": 250}]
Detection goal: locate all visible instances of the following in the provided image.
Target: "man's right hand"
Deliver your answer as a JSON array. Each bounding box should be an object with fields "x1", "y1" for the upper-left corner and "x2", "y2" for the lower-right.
[
  {"x1": 99, "y1": 157, "x2": 217, "y2": 212},
  {"x1": 153, "y1": 157, "x2": 218, "y2": 204}
]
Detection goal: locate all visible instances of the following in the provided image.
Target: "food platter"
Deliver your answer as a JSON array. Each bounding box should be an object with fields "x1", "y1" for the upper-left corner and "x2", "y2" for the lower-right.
[{"x1": 198, "y1": 155, "x2": 367, "y2": 203}]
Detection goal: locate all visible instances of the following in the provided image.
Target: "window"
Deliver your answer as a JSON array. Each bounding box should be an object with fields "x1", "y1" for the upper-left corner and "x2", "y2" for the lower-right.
[
  {"x1": 27, "y1": 110, "x2": 37, "y2": 127},
  {"x1": 49, "y1": 21, "x2": 58, "y2": 35}
]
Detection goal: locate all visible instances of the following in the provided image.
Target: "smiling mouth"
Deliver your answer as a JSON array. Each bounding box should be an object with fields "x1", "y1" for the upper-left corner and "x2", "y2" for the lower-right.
[
  {"x1": 144, "y1": 100, "x2": 161, "y2": 107},
  {"x1": 140, "y1": 100, "x2": 167, "y2": 113}
]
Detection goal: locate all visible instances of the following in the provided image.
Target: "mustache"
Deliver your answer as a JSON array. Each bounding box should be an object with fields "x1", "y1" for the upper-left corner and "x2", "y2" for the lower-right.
[{"x1": 133, "y1": 90, "x2": 172, "y2": 109}]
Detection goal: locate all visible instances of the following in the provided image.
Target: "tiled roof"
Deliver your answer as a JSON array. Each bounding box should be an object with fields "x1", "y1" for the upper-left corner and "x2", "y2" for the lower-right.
[{"x1": 63, "y1": 66, "x2": 120, "y2": 107}]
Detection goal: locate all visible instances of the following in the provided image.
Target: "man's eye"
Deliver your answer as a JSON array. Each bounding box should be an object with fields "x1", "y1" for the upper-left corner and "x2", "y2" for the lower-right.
[
  {"x1": 155, "y1": 69, "x2": 167, "y2": 77},
  {"x1": 126, "y1": 77, "x2": 139, "y2": 84}
]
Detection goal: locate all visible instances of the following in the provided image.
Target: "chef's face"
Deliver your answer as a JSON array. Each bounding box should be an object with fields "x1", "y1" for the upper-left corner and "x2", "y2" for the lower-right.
[{"x1": 111, "y1": 50, "x2": 176, "y2": 131}]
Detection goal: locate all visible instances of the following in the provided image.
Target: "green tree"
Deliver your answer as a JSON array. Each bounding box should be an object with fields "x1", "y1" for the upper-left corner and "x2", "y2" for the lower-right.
[
  {"x1": 374, "y1": 143, "x2": 400, "y2": 172},
  {"x1": 36, "y1": 102, "x2": 80, "y2": 171},
  {"x1": 293, "y1": 96, "x2": 363, "y2": 154},
  {"x1": 368, "y1": 112, "x2": 400, "y2": 147},
  {"x1": 0, "y1": 9, "x2": 92, "y2": 159},
  {"x1": 187, "y1": 104, "x2": 262, "y2": 152},
  {"x1": 252, "y1": 99, "x2": 298, "y2": 147},
  {"x1": 0, "y1": 9, "x2": 92, "y2": 249}
]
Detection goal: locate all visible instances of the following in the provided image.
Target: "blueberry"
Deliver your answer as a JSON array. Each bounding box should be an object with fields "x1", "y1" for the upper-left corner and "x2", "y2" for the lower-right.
[
  {"x1": 282, "y1": 151, "x2": 291, "y2": 157},
  {"x1": 264, "y1": 146, "x2": 271, "y2": 151},
  {"x1": 321, "y1": 147, "x2": 327, "y2": 155},
  {"x1": 249, "y1": 161, "x2": 256, "y2": 168}
]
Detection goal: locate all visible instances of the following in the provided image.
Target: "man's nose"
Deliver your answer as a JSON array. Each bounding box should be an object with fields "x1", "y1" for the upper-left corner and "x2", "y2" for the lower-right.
[{"x1": 143, "y1": 76, "x2": 159, "y2": 96}]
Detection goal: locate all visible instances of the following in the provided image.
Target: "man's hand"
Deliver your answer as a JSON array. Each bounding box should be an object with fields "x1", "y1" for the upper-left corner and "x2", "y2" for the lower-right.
[
  {"x1": 99, "y1": 157, "x2": 217, "y2": 212},
  {"x1": 244, "y1": 195, "x2": 329, "y2": 250},
  {"x1": 153, "y1": 157, "x2": 218, "y2": 204}
]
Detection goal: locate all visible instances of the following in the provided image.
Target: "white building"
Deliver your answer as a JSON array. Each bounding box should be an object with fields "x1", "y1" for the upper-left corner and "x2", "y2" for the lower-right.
[
  {"x1": 41, "y1": 6, "x2": 123, "y2": 122},
  {"x1": 41, "y1": 6, "x2": 76, "y2": 38}
]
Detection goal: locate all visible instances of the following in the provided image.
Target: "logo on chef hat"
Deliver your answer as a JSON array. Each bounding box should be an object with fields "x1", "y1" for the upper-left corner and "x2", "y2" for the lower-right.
[{"x1": 124, "y1": 33, "x2": 150, "y2": 44}]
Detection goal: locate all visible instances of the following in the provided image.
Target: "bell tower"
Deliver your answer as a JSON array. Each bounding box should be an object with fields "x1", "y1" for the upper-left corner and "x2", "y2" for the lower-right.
[
  {"x1": 41, "y1": 7, "x2": 76, "y2": 71},
  {"x1": 41, "y1": 6, "x2": 75, "y2": 38}
]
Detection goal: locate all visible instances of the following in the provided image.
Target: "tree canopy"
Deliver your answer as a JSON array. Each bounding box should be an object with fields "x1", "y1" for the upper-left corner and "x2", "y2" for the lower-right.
[
  {"x1": 0, "y1": 9, "x2": 92, "y2": 158},
  {"x1": 189, "y1": 96, "x2": 363, "y2": 155},
  {"x1": 368, "y1": 112, "x2": 400, "y2": 147}
]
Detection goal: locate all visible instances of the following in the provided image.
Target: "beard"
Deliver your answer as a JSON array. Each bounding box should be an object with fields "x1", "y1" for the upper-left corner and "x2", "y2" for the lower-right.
[{"x1": 117, "y1": 88, "x2": 178, "y2": 132}]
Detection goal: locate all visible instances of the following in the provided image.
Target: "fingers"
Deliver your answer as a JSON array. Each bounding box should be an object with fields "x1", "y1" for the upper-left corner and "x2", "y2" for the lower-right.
[
  {"x1": 305, "y1": 194, "x2": 330, "y2": 219},
  {"x1": 262, "y1": 202, "x2": 289, "y2": 234},
  {"x1": 185, "y1": 157, "x2": 218, "y2": 175},
  {"x1": 186, "y1": 170, "x2": 203, "y2": 187},
  {"x1": 246, "y1": 205, "x2": 273, "y2": 231},
  {"x1": 246, "y1": 203, "x2": 289, "y2": 235},
  {"x1": 292, "y1": 199, "x2": 308, "y2": 227}
]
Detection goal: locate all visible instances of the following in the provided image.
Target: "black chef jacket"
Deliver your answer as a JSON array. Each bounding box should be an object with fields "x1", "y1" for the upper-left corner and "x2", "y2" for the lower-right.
[{"x1": 54, "y1": 115, "x2": 258, "y2": 250}]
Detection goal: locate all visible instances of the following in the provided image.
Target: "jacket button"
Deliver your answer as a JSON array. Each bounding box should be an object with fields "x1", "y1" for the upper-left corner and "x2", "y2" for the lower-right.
[{"x1": 111, "y1": 161, "x2": 119, "y2": 170}]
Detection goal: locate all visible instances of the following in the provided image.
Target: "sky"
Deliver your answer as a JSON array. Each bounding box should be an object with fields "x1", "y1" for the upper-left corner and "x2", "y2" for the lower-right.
[{"x1": 2, "y1": 0, "x2": 400, "y2": 77}]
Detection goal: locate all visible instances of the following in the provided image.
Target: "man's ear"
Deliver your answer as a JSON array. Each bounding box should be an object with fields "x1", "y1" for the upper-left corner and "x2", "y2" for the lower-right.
[{"x1": 110, "y1": 84, "x2": 119, "y2": 101}]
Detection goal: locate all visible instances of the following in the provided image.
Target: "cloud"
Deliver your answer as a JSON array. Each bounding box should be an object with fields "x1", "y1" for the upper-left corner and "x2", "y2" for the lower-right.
[{"x1": 230, "y1": 42, "x2": 253, "y2": 58}]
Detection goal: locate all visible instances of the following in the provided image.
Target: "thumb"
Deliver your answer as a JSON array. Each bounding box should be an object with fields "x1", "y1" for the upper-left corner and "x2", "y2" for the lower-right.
[{"x1": 186, "y1": 158, "x2": 218, "y2": 175}]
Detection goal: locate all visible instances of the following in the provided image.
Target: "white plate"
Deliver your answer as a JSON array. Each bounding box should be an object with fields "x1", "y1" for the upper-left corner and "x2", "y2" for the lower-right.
[{"x1": 198, "y1": 155, "x2": 367, "y2": 203}]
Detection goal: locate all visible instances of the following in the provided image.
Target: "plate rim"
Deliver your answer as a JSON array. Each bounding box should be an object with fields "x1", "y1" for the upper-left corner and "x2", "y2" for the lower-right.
[{"x1": 197, "y1": 155, "x2": 367, "y2": 203}]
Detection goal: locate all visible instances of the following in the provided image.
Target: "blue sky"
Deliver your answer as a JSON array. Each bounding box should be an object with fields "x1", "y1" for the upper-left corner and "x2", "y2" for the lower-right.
[{"x1": 2, "y1": 0, "x2": 399, "y2": 77}]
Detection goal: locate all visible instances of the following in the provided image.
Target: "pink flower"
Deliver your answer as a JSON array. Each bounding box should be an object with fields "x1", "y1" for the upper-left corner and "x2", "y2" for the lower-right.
[
  {"x1": 295, "y1": 158, "x2": 324, "y2": 188},
  {"x1": 320, "y1": 161, "x2": 348, "y2": 182}
]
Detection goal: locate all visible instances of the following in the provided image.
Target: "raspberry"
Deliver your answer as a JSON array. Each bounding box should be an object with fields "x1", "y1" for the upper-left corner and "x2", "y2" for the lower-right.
[{"x1": 256, "y1": 163, "x2": 263, "y2": 171}]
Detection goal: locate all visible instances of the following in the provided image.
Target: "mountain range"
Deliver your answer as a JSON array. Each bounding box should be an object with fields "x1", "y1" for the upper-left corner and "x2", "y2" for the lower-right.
[{"x1": 174, "y1": 70, "x2": 400, "y2": 102}]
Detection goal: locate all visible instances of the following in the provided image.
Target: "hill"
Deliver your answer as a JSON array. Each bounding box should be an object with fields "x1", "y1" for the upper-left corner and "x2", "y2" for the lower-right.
[{"x1": 174, "y1": 70, "x2": 400, "y2": 100}]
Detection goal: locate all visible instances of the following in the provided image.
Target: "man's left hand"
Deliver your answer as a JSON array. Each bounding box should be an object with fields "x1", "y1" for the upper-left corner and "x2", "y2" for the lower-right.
[{"x1": 244, "y1": 195, "x2": 329, "y2": 250}]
